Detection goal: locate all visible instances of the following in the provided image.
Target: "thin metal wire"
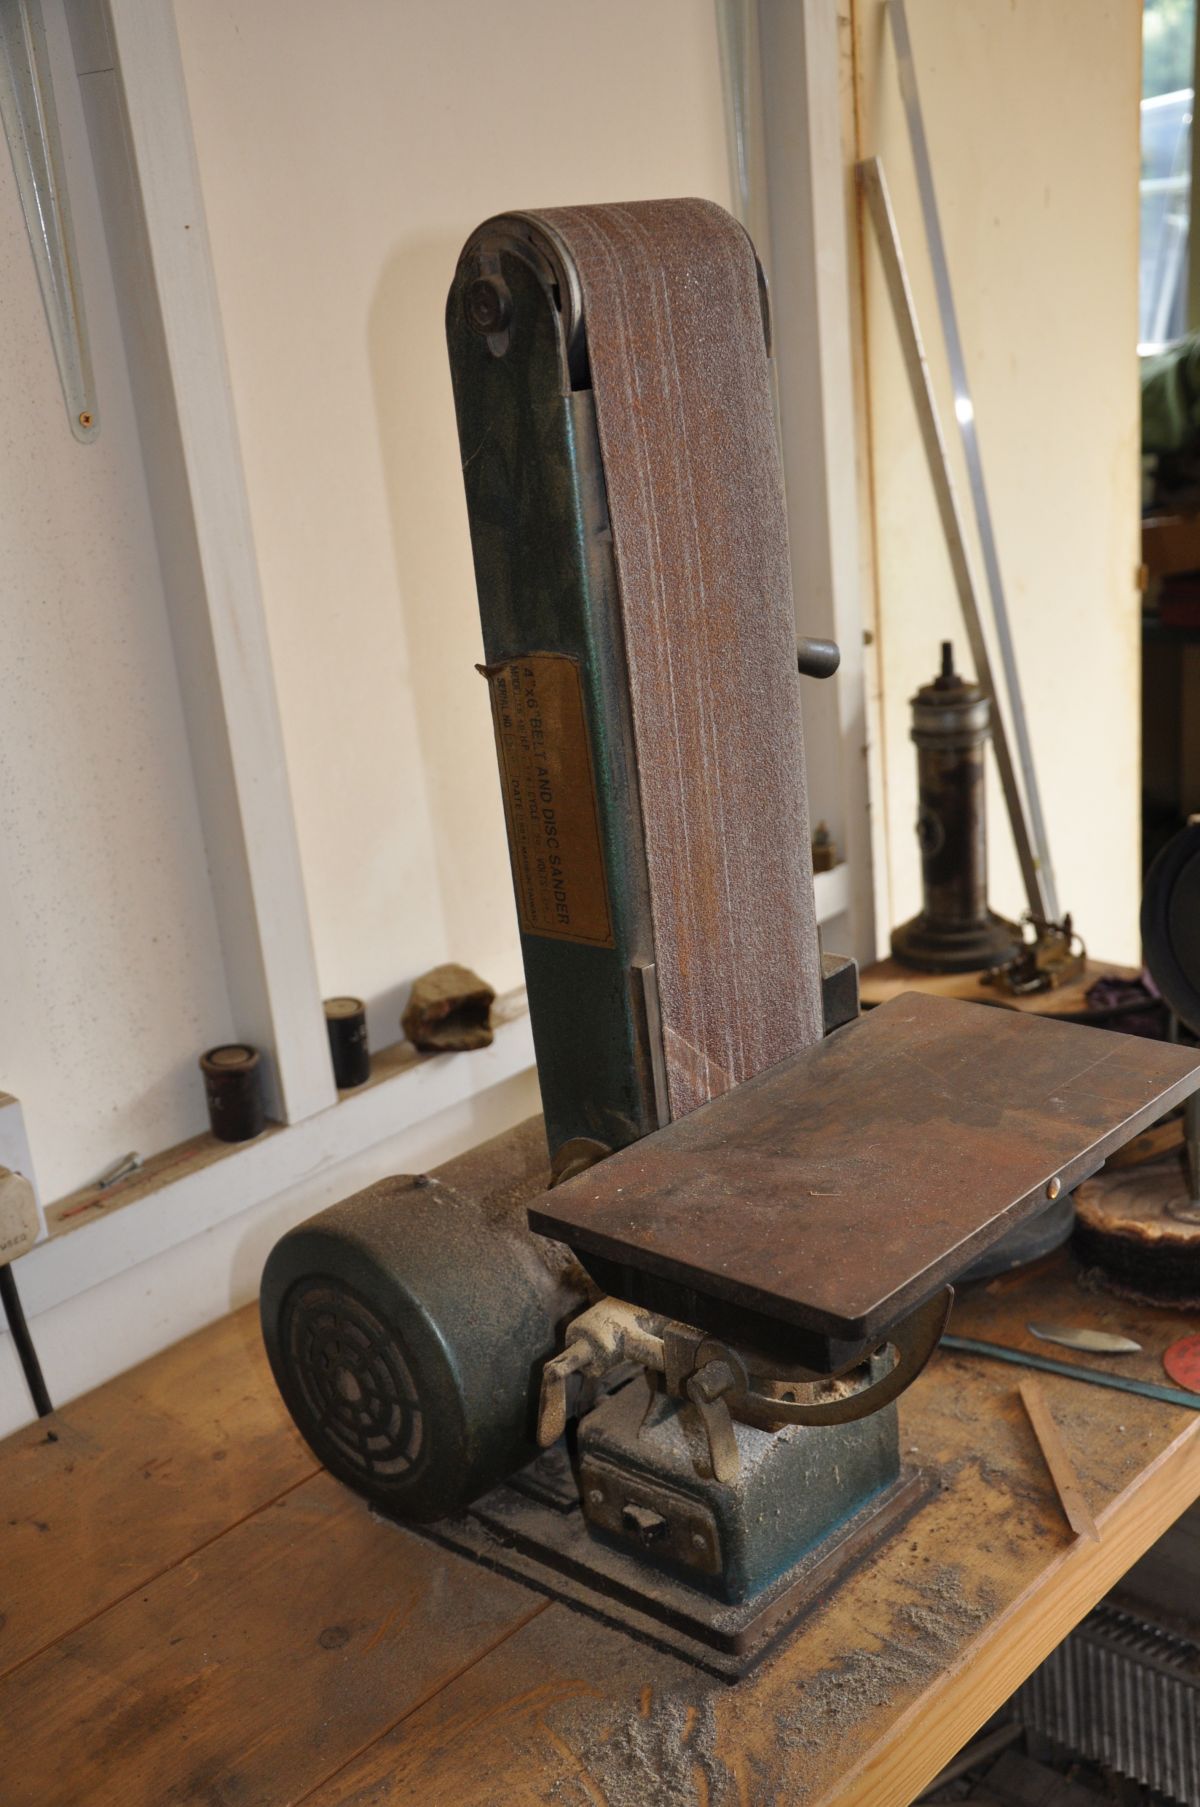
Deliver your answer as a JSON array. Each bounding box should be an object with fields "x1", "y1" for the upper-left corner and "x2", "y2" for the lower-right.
[{"x1": 942, "y1": 1334, "x2": 1200, "y2": 1412}]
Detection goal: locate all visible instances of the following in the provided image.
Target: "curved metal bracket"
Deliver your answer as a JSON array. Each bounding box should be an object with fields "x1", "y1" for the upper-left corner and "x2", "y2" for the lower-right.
[{"x1": 734, "y1": 1287, "x2": 954, "y2": 1429}]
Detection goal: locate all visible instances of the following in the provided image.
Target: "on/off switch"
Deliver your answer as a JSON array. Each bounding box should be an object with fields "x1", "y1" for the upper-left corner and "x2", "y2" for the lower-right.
[{"x1": 621, "y1": 1502, "x2": 669, "y2": 1546}]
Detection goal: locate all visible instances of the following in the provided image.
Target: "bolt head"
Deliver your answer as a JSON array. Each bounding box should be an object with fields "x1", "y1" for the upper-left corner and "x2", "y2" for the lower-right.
[
  {"x1": 464, "y1": 276, "x2": 511, "y2": 337},
  {"x1": 1046, "y1": 1176, "x2": 1061, "y2": 1200}
]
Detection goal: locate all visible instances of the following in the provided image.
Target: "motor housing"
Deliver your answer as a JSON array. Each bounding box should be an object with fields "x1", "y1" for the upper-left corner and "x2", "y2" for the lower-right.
[{"x1": 259, "y1": 1118, "x2": 588, "y2": 1522}]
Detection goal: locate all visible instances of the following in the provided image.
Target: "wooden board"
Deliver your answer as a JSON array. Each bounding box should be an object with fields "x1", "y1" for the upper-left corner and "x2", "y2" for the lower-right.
[
  {"x1": 1, "y1": 1472, "x2": 543, "y2": 1807},
  {"x1": 2, "y1": 1254, "x2": 1199, "y2": 1806},
  {"x1": 859, "y1": 956, "x2": 1139, "y2": 1020},
  {"x1": 0, "y1": 1304, "x2": 316, "y2": 1677},
  {"x1": 1143, "y1": 510, "x2": 1200, "y2": 578},
  {"x1": 303, "y1": 1256, "x2": 1200, "y2": 1807}
]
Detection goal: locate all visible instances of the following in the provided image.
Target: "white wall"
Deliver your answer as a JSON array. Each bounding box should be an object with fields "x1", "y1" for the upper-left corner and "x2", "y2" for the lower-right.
[
  {"x1": 0, "y1": 0, "x2": 738, "y2": 1430},
  {"x1": 0, "y1": 1062, "x2": 540, "y2": 1438},
  {"x1": 851, "y1": 0, "x2": 1143, "y2": 963},
  {"x1": 170, "y1": 0, "x2": 734, "y2": 1053},
  {"x1": 0, "y1": 0, "x2": 1146, "y2": 1433},
  {"x1": 0, "y1": 0, "x2": 234, "y2": 1200}
]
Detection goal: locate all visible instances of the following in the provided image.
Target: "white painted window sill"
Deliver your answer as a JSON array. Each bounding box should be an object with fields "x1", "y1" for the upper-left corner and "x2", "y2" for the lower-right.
[
  {"x1": 813, "y1": 862, "x2": 851, "y2": 923},
  {"x1": 18, "y1": 991, "x2": 534, "y2": 1322}
]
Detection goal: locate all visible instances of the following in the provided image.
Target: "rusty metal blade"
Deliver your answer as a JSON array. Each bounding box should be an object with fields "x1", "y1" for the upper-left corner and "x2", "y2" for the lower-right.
[{"x1": 1028, "y1": 1324, "x2": 1142, "y2": 1356}]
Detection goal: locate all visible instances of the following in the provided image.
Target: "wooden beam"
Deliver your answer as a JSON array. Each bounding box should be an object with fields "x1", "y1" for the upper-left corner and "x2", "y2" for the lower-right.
[
  {"x1": 757, "y1": 0, "x2": 878, "y2": 965},
  {"x1": 1, "y1": 1472, "x2": 544, "y2": 1805},
  {"x1": 1019, "y1": 1376, "x2": 1100, "y2": 1543},
  {"x1": 64, "y1": 0, "x2": 335, "y2": 1126},
  {"x1": 0, "y1": 1304, "x2": 316, "y2": 1679}
]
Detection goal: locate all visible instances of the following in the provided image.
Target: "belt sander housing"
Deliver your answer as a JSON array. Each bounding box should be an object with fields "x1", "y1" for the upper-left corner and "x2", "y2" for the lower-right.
[{"x1": 260, "y1": 200, "x2": 1200, "y2": 1676}]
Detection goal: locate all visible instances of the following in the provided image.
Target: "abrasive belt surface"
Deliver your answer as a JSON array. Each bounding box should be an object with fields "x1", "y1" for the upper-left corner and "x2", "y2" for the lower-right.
[{"x1": 536, "y1": 199, "x2": 823, "y2": 1118}]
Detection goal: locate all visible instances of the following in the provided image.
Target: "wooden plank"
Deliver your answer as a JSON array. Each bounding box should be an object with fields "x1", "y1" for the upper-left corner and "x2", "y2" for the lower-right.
[
  {"x1": 299, "y1": 1601, "x2": 711, "y2": 1807},
  {"x1": 1142, "y1": 511, "x2": 1200, "y2": 578},
  {"x1": 305, "y1": 1419, "x2": 1200, "y2": 1807},
  {"x1": 66, "y1": 0, "x2": 336, "y2": 1126},
  {"x1": 0, "y1": 1470, "x2": 543, "y2": 1807},
  {"x1": 4, "y1": 1251, "x2": 1198, "y2": 1807},
  {"x1": 1018, "y1": 1377, "x2": 1100, "y2": 1543},
  {"x1": 0, "y1": 1304, "x2": 316, "y2": 1678},
  {"x1": 304, "y1": 1252, "x2": 1200, "y2": 1807},
  {"x1": 859, "y1": 956, "x2": 1139, "y2": 1020},
  {"x1": 757, "y1": 3, "x2": 878, "y2": 966},
  {"x1": 1107, "y1": 1115, "x2": 1183, "y2": 1169}
]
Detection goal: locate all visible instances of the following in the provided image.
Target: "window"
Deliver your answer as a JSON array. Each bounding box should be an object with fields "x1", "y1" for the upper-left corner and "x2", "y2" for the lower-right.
[{"x1": 1141, "y1": 0, "x2": 1197, "y2": 347}]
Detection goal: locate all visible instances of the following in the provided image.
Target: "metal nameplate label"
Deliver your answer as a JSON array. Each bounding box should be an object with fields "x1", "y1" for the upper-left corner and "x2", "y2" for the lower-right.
[{"x1": 481, "y1": 653, "x2": 614, "y2": 948}]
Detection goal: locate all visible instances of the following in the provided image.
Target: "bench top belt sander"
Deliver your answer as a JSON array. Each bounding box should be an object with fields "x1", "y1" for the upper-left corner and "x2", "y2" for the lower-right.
[{"x1": 260, "y1": 200, "x2": 1200, "y2": 1676}]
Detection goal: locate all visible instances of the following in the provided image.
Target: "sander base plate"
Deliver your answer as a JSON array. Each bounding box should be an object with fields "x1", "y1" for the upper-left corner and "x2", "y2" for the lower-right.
[{"x1": 403, "y1": 1456, "x2": 928, "y2": 1680}]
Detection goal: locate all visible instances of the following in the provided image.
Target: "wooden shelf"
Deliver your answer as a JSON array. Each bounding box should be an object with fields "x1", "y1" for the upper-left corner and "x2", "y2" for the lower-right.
[
  {"x1": 17, "y1": 992, "x2": 533, "y2": 1323},
  {"x1": 859, "y1": 955, "x2": 1139, "y2": 1019}
]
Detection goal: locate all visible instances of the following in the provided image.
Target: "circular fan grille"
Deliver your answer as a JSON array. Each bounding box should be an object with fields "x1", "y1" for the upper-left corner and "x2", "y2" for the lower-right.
[{"x1": 284, "y1": 1282, "x2": 423, "y2": 1484}]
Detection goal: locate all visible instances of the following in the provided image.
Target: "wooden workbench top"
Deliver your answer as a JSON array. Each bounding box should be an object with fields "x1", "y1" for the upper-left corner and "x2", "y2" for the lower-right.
[
  {"x1": 2, "y1": 1251, "x2": 1198, "y2": 1806},
  {"x1": 858, "y1": 956, "x2": 1139, "y2": 1020}
]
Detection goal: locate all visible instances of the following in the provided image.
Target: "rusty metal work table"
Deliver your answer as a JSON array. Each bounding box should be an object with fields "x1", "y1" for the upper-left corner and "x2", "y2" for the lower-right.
[
  {"x1": 3, "y1": 1242, "x2": 1199, "y2": 1807},
  {"x1": 533, "y1": 991, "x2": 1200, "y2": 1343}
]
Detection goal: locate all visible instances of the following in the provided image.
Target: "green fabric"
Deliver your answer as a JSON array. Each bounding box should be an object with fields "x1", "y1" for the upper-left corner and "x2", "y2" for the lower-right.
[{"x1": 1142, "y1": 334, "x2": 1200, "y2": 454}]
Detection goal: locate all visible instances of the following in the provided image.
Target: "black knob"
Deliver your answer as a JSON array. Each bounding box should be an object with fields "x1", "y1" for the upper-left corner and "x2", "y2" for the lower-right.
[{"x1": 796, "y1": 638, "x2": 841, "y2": 680}]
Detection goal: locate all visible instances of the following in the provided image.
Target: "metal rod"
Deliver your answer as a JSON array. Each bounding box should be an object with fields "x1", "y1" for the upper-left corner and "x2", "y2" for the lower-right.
[
  {"x1": 887, "y1": 0, "x2": 1058, "y2": 922},
  {"x1": 857, "y1": 156, "x2": 1045, "y2": 920},
  {"x1": 0, "y1": 0, "x2": 98, "y2": 441},
  {"x1": 942, "y1": 1335, "x2": 1200, "y2": 1413},
  {"x1": 714, "y1": 0, "x2": 751, "y2": 227},
  {"x1": 0, "y1": 1262, "x2": 53, "y2": 1417}
]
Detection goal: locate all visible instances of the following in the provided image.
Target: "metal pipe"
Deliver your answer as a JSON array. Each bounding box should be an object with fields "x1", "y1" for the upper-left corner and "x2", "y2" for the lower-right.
[
  {"x1": 0, "y1": 1263, "x2": 52, "y2": 1417},
  {"x1": 942, "y1": 1335, "x2": 1200, "y2": 1412}
]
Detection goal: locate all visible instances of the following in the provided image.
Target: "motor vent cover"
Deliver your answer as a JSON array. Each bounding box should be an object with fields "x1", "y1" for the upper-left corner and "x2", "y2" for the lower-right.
[
  {"x1": 282, "y1": 1279, "x2": 424, "y2": 1489},
  {"x1": 261, "y1": 1168, "x2": 581, "y2": 1522}
]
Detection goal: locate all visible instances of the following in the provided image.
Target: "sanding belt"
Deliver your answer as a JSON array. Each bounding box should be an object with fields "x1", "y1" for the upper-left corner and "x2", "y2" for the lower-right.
[{"x1": 530, "y1": 199, "x2": 823, "y2": 1120}]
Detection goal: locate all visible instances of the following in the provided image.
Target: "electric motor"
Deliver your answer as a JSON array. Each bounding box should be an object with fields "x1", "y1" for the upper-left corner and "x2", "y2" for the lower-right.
[{"x1": 259, "y1": 1118, "x2": 587, "y2": 1521}]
